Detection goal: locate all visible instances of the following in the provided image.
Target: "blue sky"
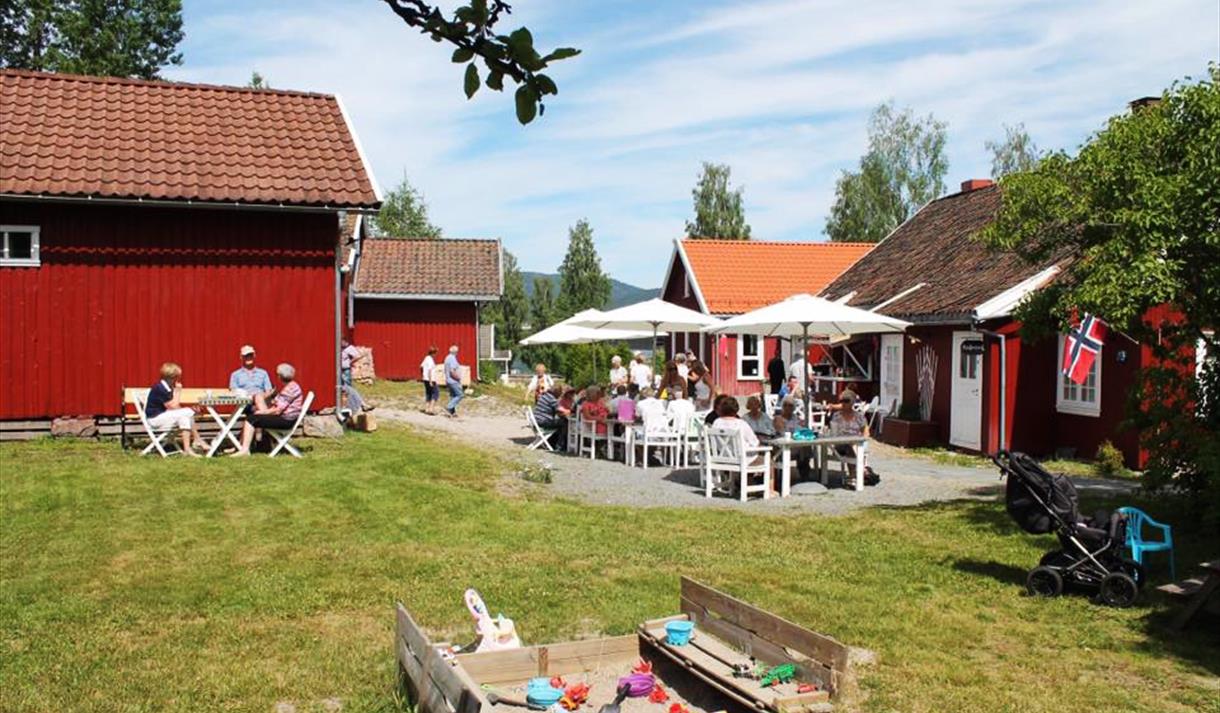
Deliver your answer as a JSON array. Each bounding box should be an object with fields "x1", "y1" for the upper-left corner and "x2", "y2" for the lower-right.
[{"x1": 171, "y1": 1, "x2": 1219, "y2": 287}]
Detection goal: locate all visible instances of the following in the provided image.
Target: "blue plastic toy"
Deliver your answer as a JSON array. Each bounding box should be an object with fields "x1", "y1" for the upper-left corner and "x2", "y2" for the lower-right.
[
  {"x1": 665, "y1": 620, "x2": 694, "y2": 646},
  {"x1": 1119, "y1": 506, "x2": 1175, "y2": 579}
]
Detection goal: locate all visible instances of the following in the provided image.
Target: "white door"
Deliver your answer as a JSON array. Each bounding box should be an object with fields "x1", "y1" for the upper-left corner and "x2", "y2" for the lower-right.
[
  {"x1": 950, "y1": 331, "x2": 983, "y2": 450},
  {"x1": 879, "y1": 334, "x2": 903, "y2": 415}
]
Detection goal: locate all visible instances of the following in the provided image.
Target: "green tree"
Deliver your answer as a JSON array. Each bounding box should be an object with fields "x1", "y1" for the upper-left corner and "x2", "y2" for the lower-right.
[
  {"x1": 523, "y1": 276, "x2": 562, "y2": 373},
  {"x1": 486, "y1": 250, "x2": 527, "y2": 349},
  {"x1": 982, "y1": 65, "x2": 1220, "y2": 527},
  {"x1": 825, "y1": 102, "x2": 948, "y2": 242},
  {"x1": 247, "y1": 70, "x2": 269, "y2": 89},
  {"x1": 380, "y1": 1, "x2": 579, "y2": 124},
  {"x1": 986, "y1": 123, "x2": 1040, "y2": 178},
  {"x1": 686, "y1": 161, "x2": 751, "y2": 239},
  {"x1": 1, "y1": 0, "x2": 184, "y2": 80},
  {"x1": 556, "y1": 219, "x2": 610, "y2": 316},
  {"x1": 370, "y1": 174, "x2": 443, "y2": 238}
]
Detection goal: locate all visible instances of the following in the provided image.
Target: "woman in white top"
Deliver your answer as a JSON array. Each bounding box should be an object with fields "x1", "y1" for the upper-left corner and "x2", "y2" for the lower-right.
[
  {"x1": 628, "y1": 353, "x2": 653, "y2": 397},
  {"x1": 420, "y1": 346, "x2": 439, "y2": 415},
  {"x1": 608, "y1": 355, "x2": 628, "y2": 387},
  {"x1": 526, "y1": 363, "x2": 554, "y2": 403}
]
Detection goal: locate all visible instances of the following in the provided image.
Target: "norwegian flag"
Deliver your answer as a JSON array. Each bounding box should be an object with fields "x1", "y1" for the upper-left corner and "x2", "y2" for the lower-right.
[{"x1": 1062, "y1": 313, "x2": 1108, "y2": 385}]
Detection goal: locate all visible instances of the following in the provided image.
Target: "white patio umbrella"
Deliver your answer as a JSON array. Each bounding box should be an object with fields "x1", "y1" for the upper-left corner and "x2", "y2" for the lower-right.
[
  {"x1": 567, "y1": 298, "x2": 722, "y2": 372},
  {"x1": 519, "y1": 309, "x2": 661, "y2": 379},
  {"x1": 705, "y1": 294, "x2": 910, "y2": 423}
]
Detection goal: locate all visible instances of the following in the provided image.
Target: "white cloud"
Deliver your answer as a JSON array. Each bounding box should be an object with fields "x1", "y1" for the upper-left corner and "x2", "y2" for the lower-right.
[{"x1": 172, "y1": 0, "x2": 1220, "y2": 286}]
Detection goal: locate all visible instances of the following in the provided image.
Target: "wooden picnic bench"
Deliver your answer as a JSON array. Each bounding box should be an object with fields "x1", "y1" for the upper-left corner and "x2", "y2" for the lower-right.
[{"x1": 1156, "y1": 559, "x2": 1220, "y2": 630}]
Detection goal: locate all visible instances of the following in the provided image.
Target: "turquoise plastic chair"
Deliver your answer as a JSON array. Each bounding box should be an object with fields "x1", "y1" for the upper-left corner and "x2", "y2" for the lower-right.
[{"x1": 1118, "y1": 507, "x2": 1175, "y2": 579}]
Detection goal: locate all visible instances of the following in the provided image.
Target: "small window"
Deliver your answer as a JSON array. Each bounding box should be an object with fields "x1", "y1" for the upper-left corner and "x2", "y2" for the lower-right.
[
  {"x1": 738, "y1": 334, "x2": 761, "y2": 378},
  {"x1": 958, "y1": 351, "x2": 979, "y2": 379},
  {"x1": 1, "y1": 225, "x2": 40, "y2": 267},
  {"x1": 1056, "y1": 334, "x2": 1102, "y2": 417}
]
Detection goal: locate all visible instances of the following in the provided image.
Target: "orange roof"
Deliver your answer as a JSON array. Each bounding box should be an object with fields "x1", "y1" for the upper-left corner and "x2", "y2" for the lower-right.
[
  {"x1": 0, "y1": 69, "x2": 379, "y2": 208},
  {"x1": 677, "y1": 239, "x2": 875, "y2": 315}
]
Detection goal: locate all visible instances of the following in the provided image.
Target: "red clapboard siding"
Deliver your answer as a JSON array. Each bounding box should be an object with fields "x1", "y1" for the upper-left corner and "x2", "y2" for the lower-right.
[
  {"x1": 0, "y1": 201, "x2": 338, "y2": 419},
  {"x1": 352, "y1": 299, "x2": 478, "y2": 380}
]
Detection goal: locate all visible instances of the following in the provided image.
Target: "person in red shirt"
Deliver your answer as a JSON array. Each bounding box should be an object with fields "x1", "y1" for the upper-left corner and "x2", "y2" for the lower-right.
[{"x1": 579, "y1": 385, "x2": 610, "y2": 435}]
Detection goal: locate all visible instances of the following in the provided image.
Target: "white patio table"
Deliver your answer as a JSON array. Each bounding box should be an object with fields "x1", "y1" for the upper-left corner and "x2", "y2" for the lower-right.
[
  {"x1": 199, "y1": 393, "x2": 252, "y2": 457},
  {"x1": 766, "y1": 434, "x2": 869, "y2": 495}
]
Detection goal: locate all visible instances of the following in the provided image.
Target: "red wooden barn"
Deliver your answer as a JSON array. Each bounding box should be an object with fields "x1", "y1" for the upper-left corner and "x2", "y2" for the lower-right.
[
  {"x1": 660, "y1": 238, "x2": 874, "y2": 395},
  {"x1": 0, "y1": 70, "x2": 381, "y2": 421},
  {"x1": 347, "y1": 236, "x2": 503, "y2": 381},
  {"x1": 821, "y1": 178, "x2": 1185, "y2": 468}
]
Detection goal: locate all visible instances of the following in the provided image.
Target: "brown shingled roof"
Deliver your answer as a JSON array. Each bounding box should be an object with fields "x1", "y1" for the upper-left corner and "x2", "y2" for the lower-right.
[
  {"x1": 0, "y1": 69, "x2": 379, "y2": 208},
  {"x1": 820, "y1": 184, "x2": 1061, "y2": 320},
  {"x1": 353, "y1": 238, "x2": 502, "y2": 299}
]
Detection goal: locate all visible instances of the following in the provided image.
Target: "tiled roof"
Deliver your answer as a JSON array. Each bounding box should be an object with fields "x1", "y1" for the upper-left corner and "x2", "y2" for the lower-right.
[
  {"x1": 0, "y1": 69, "x2": 379, "y2": 208},
  {"x1": 820, "y1": 184, "x2": 1063, "y2": 320},
  {"x1": 353, "y1": 238, "x2": 502, "y2": 299},
  {"x1": 679, "y1": 239, "x2": 874, "y2": 315}
]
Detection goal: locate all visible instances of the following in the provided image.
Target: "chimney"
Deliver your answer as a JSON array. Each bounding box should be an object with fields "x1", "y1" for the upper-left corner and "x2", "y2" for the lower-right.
[
  {"x1": 960, "y1": 178, "x2": 995, "y2": 193},
  {"x1": 1129, "y1": 96, "x2": 1161, "y2": 112}
]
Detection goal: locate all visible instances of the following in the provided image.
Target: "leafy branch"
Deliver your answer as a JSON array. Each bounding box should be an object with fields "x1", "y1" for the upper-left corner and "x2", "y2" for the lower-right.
[{"x1": 381, "y1": 0, "x2": 580, "y2": 124}]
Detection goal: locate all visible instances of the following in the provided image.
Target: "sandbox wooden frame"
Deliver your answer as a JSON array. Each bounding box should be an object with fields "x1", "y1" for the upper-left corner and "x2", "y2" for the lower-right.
[{"x1": 395, "y1": 578, "x2": 854, "y2": 713}]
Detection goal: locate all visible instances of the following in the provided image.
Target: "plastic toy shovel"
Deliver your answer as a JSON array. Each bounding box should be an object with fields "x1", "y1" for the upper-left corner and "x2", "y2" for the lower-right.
[{"x1": 599, "y1": 684, "x2": 630, "y2": 713}]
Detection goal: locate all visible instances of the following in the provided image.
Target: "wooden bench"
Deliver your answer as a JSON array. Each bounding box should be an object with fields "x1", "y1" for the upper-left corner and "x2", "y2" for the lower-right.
[{"x1": 1156, "y1": 559, "x2": 1220, "y2": 630}]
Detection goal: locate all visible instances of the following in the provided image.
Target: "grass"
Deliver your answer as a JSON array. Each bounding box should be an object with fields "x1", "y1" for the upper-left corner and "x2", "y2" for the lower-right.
[
  {"x1": 2, "y1": 429, "x2": 1217, "y2": 712},
  {"x1": 906, "y1": 447, "x2": 1142, "y2": 481}
]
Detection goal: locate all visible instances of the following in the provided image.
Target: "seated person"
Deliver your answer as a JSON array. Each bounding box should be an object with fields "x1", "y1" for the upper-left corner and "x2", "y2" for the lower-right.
[
  {"x1": 636, "y1": 387, "x2": 665, "y2": 423},
  {"x1": 579, "y1": 386, "x2": 610, "y2": 435},
  {"x1": 708, "y1": 397, "x2": 773, "y2": 495},
  {"x1": 610, "y1": 385, "x2": 635, "y2": 422},
  {"x1": 533, "y1": 384, "x2": 567, "y2": 451},
  {"x1": 704, "y1": 394, "x2": 730, "y2": 426},
  {"x1": 742, "y1": 395, "x2": 776, "y2": 437},
  {"x1": 825, "y1": 389, "x2": 869, "y2": 455},
  {"x1": 777, "y1": 375, "x2": 799, "y2": 401},
  {"x1": 145, "y1": 361, "x2": 205, "y2": 456},
  {"x1": 233, "y1": 363, "x2": 304, "y2": 456},
  {"x1": 772, "y1": 397, "x2": 811, "y2": 480}
]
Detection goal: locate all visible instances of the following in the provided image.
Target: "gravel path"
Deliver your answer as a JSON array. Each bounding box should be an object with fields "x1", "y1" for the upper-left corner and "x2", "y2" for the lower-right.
[{"x1": 378, "y1": 406, "x2": 1136, "y2": 516}]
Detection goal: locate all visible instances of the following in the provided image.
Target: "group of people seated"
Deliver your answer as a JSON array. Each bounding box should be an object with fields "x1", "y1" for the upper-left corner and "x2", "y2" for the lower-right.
[
  {"x1": 142, "y1": 344, "x2": 305, "y2": 457},
  {"x1": 526, "y1": 352, "x2": 869, "y2": 468}
]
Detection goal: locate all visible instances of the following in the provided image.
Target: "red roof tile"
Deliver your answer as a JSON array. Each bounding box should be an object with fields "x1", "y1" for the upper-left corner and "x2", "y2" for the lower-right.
[
  {"x1": 821, "y1": 185, "x2": 1064, "y2": 319},
  {"x1": 354, "y1": 238, "x2": 502, "y2": 299},
  {"x1": 0, "y1": 69, "x2": 379, "y2": 208},
  {"x1": 678, "y1": 239, "x2": 875, "y2": 315}
]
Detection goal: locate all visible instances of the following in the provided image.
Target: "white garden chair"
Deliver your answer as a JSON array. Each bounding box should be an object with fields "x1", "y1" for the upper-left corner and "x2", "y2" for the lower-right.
[
  {"x1": 704, "y1": 426, "x2": 772, "y2": 501},
  {"x1": 133, "y1": 389, "x2": 178, "y2": 457},
  {"x1": 632, "y1": 410, "x2": 680, "y2": 469},
  {"x1": 566, "y1": 414, "x2": 580, "y2": 453},
  {"x1": 578, "y1": 414, "x2": 608, "y2": 460},
  {"x1": 823, "y1": 438, "x2": 869, "y2": 488},
  {"x1": 764, "y1": 393, "x2": 779, "y2": 416},
  {"x1": 266, "y1": 391, "x2": 314, "y2": 458},
  {"x1": 524, "y1": 407, "x2": 556, "y2": 451},
  {"x1": 607, "y1": 418, "x2": 632, "y2": 463},
  {"x1": 679, "y1": 414, "x2": 706, "y2": 468}
]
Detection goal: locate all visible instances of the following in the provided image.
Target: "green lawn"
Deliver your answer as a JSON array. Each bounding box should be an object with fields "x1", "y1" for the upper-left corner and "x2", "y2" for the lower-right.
[{"x1": 2, "y1": 429, "x2": 1216, "y2": 712}]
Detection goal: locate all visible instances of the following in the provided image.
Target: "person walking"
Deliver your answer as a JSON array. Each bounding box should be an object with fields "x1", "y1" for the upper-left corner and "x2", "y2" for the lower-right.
[
  {"x1": 340, "y1": 338, "x2": 363, "y2": 386},
  {"x1": 443, "y1": 345, "x2": 464, "y2": 417},
  {"x1": 420, "y1": 346, "x2": 439, "y2": 415}
]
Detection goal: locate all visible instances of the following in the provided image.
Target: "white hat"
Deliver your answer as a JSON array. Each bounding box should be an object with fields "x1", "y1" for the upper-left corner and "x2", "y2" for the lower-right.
[{"x1": 240, "y1": 344, "x2": 256, "y2": 356}]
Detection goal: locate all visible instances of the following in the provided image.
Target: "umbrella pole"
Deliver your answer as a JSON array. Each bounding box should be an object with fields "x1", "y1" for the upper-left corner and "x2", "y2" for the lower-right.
[
  {"x1": 803, "y1": 324, "x2": 811, "y2": 428},
  {"x1": 652, "y1": 323, "x2": 659, "y2": 387}
]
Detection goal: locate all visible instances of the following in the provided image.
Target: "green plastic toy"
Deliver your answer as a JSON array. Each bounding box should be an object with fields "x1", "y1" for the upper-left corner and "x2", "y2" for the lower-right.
[{"x1": 758, "y1": 663, "x2": 796, "y2": 688}]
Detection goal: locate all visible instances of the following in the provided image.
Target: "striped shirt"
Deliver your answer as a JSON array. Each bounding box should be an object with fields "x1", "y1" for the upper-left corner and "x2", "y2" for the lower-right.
[{"x1": 274, "y1": 381, "x2": 304, "y2": 420}]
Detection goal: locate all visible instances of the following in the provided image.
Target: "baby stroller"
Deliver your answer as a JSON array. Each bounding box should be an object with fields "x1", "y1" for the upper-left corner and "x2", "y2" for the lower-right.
[{"x1": 992, "y1": 450, "x2": 1144, "y2": 607}]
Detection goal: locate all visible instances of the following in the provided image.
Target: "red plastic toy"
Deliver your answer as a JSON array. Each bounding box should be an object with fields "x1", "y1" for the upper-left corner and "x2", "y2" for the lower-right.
[
  {"x1": 668, "y1": 704, "x2": 689, "y2": 713},
  {"x1": 633, "y1": 659, "x2": 653, "y2": 675},
  {"x1": 648, "y1": 685, "x2": 669, "y2": 704}
]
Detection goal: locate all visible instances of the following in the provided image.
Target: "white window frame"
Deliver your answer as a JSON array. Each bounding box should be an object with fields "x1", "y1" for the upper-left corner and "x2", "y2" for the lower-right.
[
  {"x1": 737, "y1": 333, "x2": 762, "y2": 380},
  {"x1": 1056, "y1": 334, "x2": 1102, "y2": 417},
  {"x1": 0, "y1": 225, "x2": 40, "y2": 267}
]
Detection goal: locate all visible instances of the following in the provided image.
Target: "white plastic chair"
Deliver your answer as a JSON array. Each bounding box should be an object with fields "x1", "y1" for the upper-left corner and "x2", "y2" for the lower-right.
[
  {"x1": 823, "y1": 438, "x2": 869, "y2": 488},
  {"x1": 133, "y1": 390, "x2": 178, "y2": 457},
  {"x1": 704, "y1": 426, "x2": 772, "y2": 501},
  {"x1": 607, "y1": 418, "x2": 633, "y2": 463},
  {"x1": 578, "y1": 415, "x2": 608, "y2": 459},
  {"x1": 632, "y1": 410, "x2": 680, "y2": 469},
  {"x1": 566, "y1": 414, "x2": 580, "y2": 453},
  {"x1": 764, "y1": 393, "x2": 779, "y2": 416},
  {"x1": 679, "y1": 414, "x2": 706, "y2": 468},
  {"x1": 266, "y1": 391, "x2": 315, "y2": 458},
  {"x1": 524, "y1": 407, "x2": 556, "y2": 451}
]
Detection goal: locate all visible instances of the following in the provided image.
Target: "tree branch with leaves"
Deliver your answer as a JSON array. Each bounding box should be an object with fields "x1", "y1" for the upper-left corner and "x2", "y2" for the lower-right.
[{"x1": 381, "y1": 0, "x2": 579, "y2": 124}]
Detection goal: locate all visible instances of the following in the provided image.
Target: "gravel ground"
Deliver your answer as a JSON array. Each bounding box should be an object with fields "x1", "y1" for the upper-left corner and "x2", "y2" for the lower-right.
[{"x1": 377, "y1": 405, "x2": 1137, "y2": 516}]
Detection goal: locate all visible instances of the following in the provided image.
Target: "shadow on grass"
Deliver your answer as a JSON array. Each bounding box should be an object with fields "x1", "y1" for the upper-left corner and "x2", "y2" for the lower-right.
[
  {"x1": 952, "y1": 558, "x2": 1029, "y2": 586},
  {"x1": 1136, "y1": 605, "x2": 1220, "y2": 677}
]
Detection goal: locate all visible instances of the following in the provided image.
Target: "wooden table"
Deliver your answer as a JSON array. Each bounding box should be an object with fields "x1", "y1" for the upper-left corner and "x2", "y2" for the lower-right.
[
  {"x1": 1158, "y1": 559, "x2": 1220, "y2": 630},
  {"x1": 766, "y1": 434, "x2": 869, "y2": 495},
  {"x1": 198, "y1": 394, "x2": 252, "y2": 457}
]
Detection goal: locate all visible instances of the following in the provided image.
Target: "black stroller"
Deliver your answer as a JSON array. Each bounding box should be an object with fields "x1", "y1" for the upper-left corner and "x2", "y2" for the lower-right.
[{"x1": 993, "y1": 450, "x2": 1144, "y2": 607}]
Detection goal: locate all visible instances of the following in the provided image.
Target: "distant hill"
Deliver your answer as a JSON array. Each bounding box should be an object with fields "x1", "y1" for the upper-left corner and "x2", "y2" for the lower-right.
[{"x1": 521, "y1": 271, "x2": 657, "y2": 309}]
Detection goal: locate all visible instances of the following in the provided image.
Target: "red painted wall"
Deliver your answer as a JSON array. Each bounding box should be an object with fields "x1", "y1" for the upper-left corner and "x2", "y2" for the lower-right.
[
  {"x1": 0, "y1": 201, "x2": 338, "y2": 419},
  {"x1": 351, "y1": 299, "x2": 478, "y2": 381}
]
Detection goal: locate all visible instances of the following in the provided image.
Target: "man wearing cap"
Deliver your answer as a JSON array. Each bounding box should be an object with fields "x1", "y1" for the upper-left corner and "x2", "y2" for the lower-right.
[{"x1": 229, "y1": 345, "x2": 273, "y2": 400}]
